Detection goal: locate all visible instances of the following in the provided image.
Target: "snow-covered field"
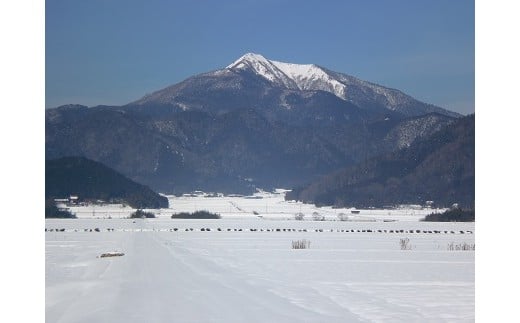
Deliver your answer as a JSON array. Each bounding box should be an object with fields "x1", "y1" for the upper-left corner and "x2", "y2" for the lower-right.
[
  {"x1": 67, "y1": 190, "x2": 445, "y2": 222},
  {"x1": 47, "y1": 192, "x2": 474, "y2": 322}
]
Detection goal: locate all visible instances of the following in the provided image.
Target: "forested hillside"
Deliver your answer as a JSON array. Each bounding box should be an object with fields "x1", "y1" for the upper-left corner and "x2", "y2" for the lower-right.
[
  {"x1": 46, "y1": 156, "x2": 169, "y2": 208},
  {"x1": 286, "y1": 115, "x2": 474, "y2": 208}
]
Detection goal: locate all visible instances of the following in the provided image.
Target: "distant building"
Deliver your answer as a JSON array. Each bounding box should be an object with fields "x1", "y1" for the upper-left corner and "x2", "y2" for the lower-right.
[
  {"x1": 244, "y1": 196, "x2": 263, "y2": 199},
  {"x1": 54, "y1": 196, "x2": 79, "y2": 206},
  {"x1": 69, "y1": 196, "x2": 79, "y2": 205}
]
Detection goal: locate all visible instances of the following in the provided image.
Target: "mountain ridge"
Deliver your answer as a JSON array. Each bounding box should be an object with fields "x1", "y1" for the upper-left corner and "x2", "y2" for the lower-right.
[
  {"x1": 286, "y1": 114, "x2": 474, "y2": 208},
  {"x1": 130, "y1": 53, "x2": 460, "y2": 118},
  {"x1": 46, "y1": 53, "x2": 463, "y2": 194}
]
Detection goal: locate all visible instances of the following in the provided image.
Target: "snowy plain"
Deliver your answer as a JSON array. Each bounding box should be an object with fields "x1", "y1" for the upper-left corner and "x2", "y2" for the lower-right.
[{"x1": 46, "y1": 192, "x2": 474, "y2": 322}]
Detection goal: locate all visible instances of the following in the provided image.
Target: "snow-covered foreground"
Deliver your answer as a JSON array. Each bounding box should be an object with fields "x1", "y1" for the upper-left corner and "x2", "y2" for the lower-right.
[
  {"x1": 48, "y1": 193, "x2": 473, "y2": 322},
  {"x1": 47, "y1": 215, "x2": 474, "y2": 322}
]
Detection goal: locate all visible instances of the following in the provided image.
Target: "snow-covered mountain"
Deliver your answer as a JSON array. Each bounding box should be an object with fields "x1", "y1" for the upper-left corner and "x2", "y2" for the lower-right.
[
  {"x1": 46, "y1": 53, "x2": 463, "y2": 195},
  {"x1": 227, "y1": 53, "x2": 352, "y2": 99},
  {"x1": 226, "y1": 53, "x2": 459, "y2": 117},
  {"x1": 133, "y1": 53, "x2": 459, "y2": 118}
]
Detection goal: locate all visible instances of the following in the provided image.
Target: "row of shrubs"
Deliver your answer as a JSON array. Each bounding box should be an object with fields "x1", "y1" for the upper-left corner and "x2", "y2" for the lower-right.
[
  {"x1": 129, "y1": 209, "x2": 156, "y2": 218},
  {"x1": 292, "y1": 239, "x2": 311, "y2": 249},
  {"x1": 46, "y1": 228, "x2": 104, "y2": 232},
  {"x1": 171, "y1": 210, "x2": 221, "y2": 219},
  {"x1": 400, "y1": 239, "x2": 475, "y2": 251},
  {"x1": 447, "y1": 242, "x2": 475, "y2": 250},
  {"x1": 423, "y1": 208, "x2": 475, "y2": 222},
  {"x1": 127, "y1": 210, "x2": 222, "y2": 219},
  {"x1": 46, "y1": 227, "x2": 474, "y2": 234}
]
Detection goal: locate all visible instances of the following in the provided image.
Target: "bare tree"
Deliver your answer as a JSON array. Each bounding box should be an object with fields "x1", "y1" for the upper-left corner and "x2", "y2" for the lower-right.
[{"x1": 337, "y1": 213, "x2": 348, "y2": 221}]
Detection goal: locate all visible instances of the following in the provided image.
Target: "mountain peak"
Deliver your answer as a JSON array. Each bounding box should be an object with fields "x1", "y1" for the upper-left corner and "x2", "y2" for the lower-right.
[
  {"x1": 132, "y1": 53, "x2": 460, "y2": 118},
  {"x1": 226, "y1": 52, "x2": 269, "y2": 69},
  {"x1": 224, "y1": 54, "x2": 459, "y2": 117},
  {"x1": 227, "y1": 53, "x2": 348, "y2": 99},
  {"x1": 227, "y1": 52, "x2": 299, "y2": 88}
]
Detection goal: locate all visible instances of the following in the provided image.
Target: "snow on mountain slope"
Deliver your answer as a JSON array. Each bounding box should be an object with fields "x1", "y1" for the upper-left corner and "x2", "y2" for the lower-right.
[
  {"x1": 271, "y1": 60, "x2": 348, "y2": 99},
  {"x1": 384, "y1": 114, "x2": 455, "y2": 149},
  {"x1": 227, "y1": 53, "x2": 299, "y2": 89},
  {"x1": 227, "y1": 53, "x2": 347, "y2": 98},
  {"x1": 226, "y1": 53, "x2": 448, "y2": 115},
  {"x1": 131, "y1": 52, "x2": 459, "y2": 118}
]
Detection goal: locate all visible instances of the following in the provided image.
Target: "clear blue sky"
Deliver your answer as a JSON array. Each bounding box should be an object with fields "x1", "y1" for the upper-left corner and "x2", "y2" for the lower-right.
[{"x1": 46, "y1": 0, "x2": 474, "y2": 114}]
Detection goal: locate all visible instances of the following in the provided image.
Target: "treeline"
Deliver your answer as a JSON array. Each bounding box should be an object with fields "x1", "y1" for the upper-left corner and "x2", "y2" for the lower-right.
[
  {"x1": 45, "y1": 199, "x2": 76, "y2": 218},
  {"x1": 171, "y1": 211, "x2": 221, "y2": 219},
  {"x1": 423, "y1": 208, "x2": 475, "y2": 222},
  {"x1": 130, "y1": 209, "x2": 156, "y2": 218}
]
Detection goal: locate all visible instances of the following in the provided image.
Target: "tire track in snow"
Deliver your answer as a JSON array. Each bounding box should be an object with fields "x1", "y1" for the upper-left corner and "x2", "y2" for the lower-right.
[{"x1": 153, "y1": 232, "x2": 363, "y2": 322}]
